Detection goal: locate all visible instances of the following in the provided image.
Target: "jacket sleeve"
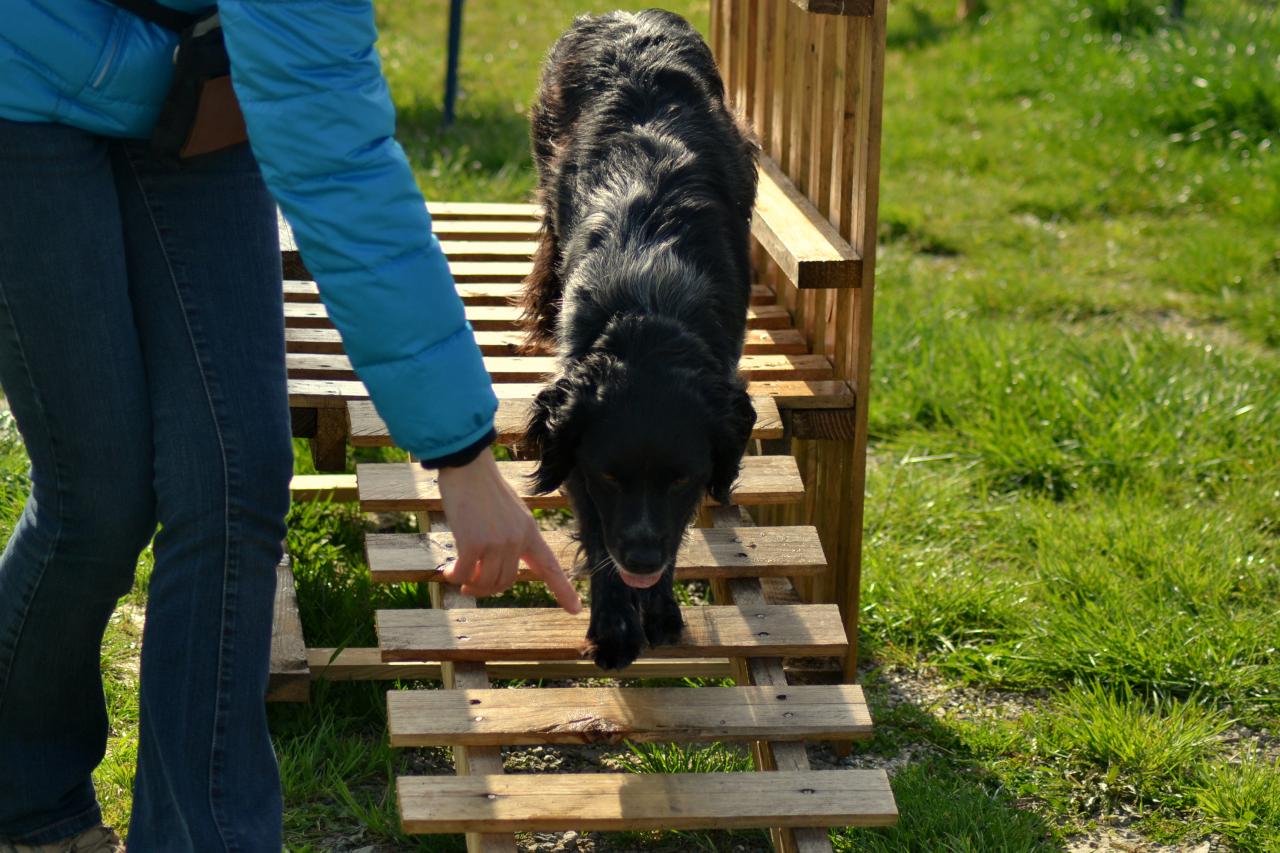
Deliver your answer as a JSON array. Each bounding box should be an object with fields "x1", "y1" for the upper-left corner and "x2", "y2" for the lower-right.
[{"x1": 217, "y1": 0, "x2": 497, "y2": 460}]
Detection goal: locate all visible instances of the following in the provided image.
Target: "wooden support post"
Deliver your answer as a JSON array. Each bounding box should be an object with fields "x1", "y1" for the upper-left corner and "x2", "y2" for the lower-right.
[
  {"x1": 420, "y1": 510, "x2": 516, "y2": 853},
  {"x1": 308, "y1": 405, "x2": 348, "y2": 472},
  {"x1": 267, "y1": 556, "x2": 310, "y2": 703},
  {"x1": 711, "y1": 506, "x2": 833, "y2": 853}
]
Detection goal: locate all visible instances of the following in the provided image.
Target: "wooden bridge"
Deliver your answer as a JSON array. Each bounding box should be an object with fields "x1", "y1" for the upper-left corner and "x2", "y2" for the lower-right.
[{"x1": 270, "y1": 1, "x2": 893, "y2": 849}]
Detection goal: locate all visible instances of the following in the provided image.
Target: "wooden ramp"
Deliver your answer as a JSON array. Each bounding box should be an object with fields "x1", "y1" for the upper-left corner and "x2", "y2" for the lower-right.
[{"x1": 271, "y1": 198, "x2": 896, "y2": 849}]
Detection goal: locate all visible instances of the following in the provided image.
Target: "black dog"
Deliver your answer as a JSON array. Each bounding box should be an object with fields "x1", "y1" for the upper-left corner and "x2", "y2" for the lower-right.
[{"x1": 521, "y1": 10, "x2": 759, "y2": 670}]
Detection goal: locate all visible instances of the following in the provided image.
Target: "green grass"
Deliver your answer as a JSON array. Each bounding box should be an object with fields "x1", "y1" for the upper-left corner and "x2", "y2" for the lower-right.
[{"x1": 1, "y1": 0, "x2": 1278, "y2": 849}]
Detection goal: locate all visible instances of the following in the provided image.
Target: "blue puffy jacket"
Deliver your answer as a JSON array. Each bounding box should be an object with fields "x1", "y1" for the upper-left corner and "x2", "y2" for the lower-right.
[{"x1": 0, "y1": 0, "x2": 498, "y2": 461}]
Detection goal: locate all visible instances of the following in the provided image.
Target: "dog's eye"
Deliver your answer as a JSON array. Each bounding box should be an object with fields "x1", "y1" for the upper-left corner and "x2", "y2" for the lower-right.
[
  {"x1": 670, "y1": 476, "x2": 691, "y2": 490},
  {"x1": 601, "y1": 472, "x2": 620, "y2": 486}
]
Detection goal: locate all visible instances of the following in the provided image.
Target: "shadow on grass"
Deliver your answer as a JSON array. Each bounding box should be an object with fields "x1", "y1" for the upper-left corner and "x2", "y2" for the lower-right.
[
  {"x1": 887, "y1": 4, "x2": 967, "y2": 52},
  {"x1": 834, "y1": 673, "x2": 1061, "y2": 852}
]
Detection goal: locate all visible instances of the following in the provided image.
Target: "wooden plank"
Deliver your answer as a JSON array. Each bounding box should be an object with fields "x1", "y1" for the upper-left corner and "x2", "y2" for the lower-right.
[
  {"x1": 288, "y1": 326, "x2": 808, "y2": 357},
  {"x1": 356, "y1": 455, "x2": 805, "y2": 512},
  {"x1": 289, "y1": 473, "x2": 358, "y2": 503},
  {"x1": 266, "y1": 556, "x2": 310, "y2": 703},
  {"x1": 286, "y1": 352, "x2": 833, "y2": 383},
  {"x1": 284, "y1": 279, "x2": 777, "y2": 308},
  {"x1": 288, "y1": 378, "x2": 367, "y2": 408},
  {"x1": 348, "y1": 396, "x2": 784, "y2": 448},
  {"x1": 307, "y1": 648, "x2": 735, "y2": 681},
  {"x1": 277, "y1": 205, "x2": 539, "y2": 256},
  {"x1": 396, "y1": 770, "x2": 897, "y2": 833},
  {"x1": 365, "y1": 525, "x2": 827, "y2": 584},
  {"x1": 290, "y1": 377, "x2": 853, "y2": 411},
  {"x1": 376, "y1": 604, "x2": 848, "y2": 662},
  {"x1": 429, "y1": 220, "x2": 542, "y2": 240},
  {"x1": 285, "y1": 301, "x2": 792, "y2": 331},
  {"x1": 752, "y1": 157, "x2": 861, "y2": 291},
  {"x1": 427, "y1": 202, "x2": 541, "y2": 220},
  {"x1": 387, "y1": 684, "x2": 871, "y2": 746}
]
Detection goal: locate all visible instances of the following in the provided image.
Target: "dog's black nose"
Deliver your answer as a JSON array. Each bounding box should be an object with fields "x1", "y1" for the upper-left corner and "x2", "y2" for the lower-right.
[{"x1": 620, "y1": 545, "x2": 664, "y2": 574}]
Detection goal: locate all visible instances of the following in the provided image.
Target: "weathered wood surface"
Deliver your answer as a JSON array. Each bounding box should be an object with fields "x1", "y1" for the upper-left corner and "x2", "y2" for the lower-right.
[
  {"x1": 753, "y1": 157, "x2": 861, "y2": 290},
  {"x1": 365, "y1": 525, "x2": 827, "y2": 583},
  {"x1": 266, "y1": 556, "x2": 309, "y2": 703},
  {"x1": 287, "y1": 325, "x2": 807, "y2": 357},
  {"x1": 355, "y1": 456, "x2": 805, "y2": 512},
  {"x1": 291, "y1": 376, "x2": 852, "y2": 411},
  {"x1": 289, "y1": 473, "x2": 358, "y2": 503},
  {"x1": 387, "y1": 684, "x2": 872, "y2": 746},
  {"x1": 282, "y1": 278, "x2": 776, "y2": 308},
  {"x1": 284, "y1": 301, "x2": 793, "y2": 331},
  {"x1": 347, "y1": 396, "x2": 785, "y2": 447},
  {"x1": 307, "y1": 648, "x2": 736, "y2": 681},
  {"x1": 396, "y1": 770, "x2": 897, "y2": 834},
  {"x1": 376, "y1": 604, "x2": 848, "y2": 662},
  {"x1": 285, "y1": 352, "x2": 834, "y2": 383}
]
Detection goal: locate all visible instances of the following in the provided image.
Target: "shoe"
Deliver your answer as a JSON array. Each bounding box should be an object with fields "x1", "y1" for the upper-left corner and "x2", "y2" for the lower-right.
[{"x1": 0, "y1": 824, "x2": 124, "y2": 853}]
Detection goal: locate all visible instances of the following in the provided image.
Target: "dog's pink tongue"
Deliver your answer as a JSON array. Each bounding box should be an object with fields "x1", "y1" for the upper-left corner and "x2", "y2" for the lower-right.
[{"x1": 618, "y1": 568, "x2": 664, "y2": 589}]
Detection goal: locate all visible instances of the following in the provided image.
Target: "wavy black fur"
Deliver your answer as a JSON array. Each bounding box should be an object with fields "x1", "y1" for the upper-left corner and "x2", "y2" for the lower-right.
[{"x1": 521, "y1": 10, "x2": 759, "y2": 670}]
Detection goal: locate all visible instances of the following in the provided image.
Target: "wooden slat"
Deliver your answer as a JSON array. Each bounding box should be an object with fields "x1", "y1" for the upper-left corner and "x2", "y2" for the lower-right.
[
  {"x1": 376, "y1": 604, "x2": 848, "y2": 662},
  {"x1": 288, "y1": 378, "x2": 367, "y2": 408},
  {"x1": 348, "y1": 396, "x2": 784, "y2": 447},
  {"x1": 289, "y1": 473, "x2": 358, "y2": 503},
  {"x1": 365, "y1": 525, "x2": 827, "y2": 583},
  {"x1": 288, "y1": 326, "x2": 808, "y2": 357},
  {"x1": 387, "y1": 684, "x2": 872, "y2": 746},
  {"x1": 283, "y1": 279, "x2": 776, "y2": 308},
  {"x1": 277, "y1": 205, "x2": 540, "y2": 257},
  {"x1": 752, "y1": 157, "x2": 861, "y2": 291},
  {"x1": 285, "y1": 301, "x2": 792, "y2": 331},
  {"x1": 396, "y1": 770, "x2": 896, "y2": 833},
  {"x1": 286, "y1": 352, "x2": 833, "y2": 383},
  {"x1": 429, "y1": 220, "x2": 541, "y2": 240},
  {"x1": 266, "y1": 556, "x2": 309, "y2": 703},
  {"x1": 428, "y1": 202, "x2": 541, "y2": 220},
  {"x1": 356, "y1": 455, "x2": 805, "y2": 512},
  {"x1": 291, "y1": 376, "x2": 852, "y2": 412},
  {"x1": 307, "y1": 648, "x2": 735, "y2": 681}
]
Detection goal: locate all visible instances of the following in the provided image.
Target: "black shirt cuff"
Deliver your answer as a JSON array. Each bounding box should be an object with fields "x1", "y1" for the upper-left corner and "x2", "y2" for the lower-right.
[{"x1": 418, "y1": 428, "x2": 497, "y2": 470}]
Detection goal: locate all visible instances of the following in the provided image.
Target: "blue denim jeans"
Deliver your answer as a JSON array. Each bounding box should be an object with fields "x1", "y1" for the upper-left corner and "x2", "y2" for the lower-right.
[{"x1": 0, "y1": 119, "x2": 292, "y2": 850}]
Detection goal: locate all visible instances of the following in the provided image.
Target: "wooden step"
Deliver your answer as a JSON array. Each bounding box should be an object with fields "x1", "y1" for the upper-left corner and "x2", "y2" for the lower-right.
[
  {"x1": 287, "y1": 352, "x2": 833, "y2": 383},
  {"x1": 365, "y1": 526, "x2": 826, "y2": 583},
  {"x1": 348, "y1": 396, "x2": 784, "y2": 447},
  {"x1": 386, "y1": 684, "x2": 871, "y2": 746},
  {"x1": 289, "y1": 376, "x2": 853, "y2": 411},
  {"x1": 396, "y1": 770, "x2": 896, "y2": 833},
  {"x1": 289, "y1": 474, "x2": 358, "y2": 502},
  {"x1": 375, "y1": 604, "x2": 848, "y2": 662},
  {"x1": 284, "y1": 301, "x2": 793, "y2": 331},
  {"x1": 283, "y1": 279, "x2": 776, "y2": 307},
  {"x1": 356, "y1": 455, "x2": 804, "y2": 512},
  {"x1": 286, "y1": 325, "x2": 807, "y2": 356}
]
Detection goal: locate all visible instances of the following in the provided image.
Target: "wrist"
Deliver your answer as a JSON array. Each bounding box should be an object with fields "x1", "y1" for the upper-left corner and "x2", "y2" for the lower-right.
[{"x1": 419, "y1": 427, "x2": 497, "y2": 470}]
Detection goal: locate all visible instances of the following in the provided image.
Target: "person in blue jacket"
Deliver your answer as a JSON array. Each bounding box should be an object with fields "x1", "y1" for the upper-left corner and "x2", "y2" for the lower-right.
[{"x1": 0, "y1": 1, "x2": 581, "y2": 850}]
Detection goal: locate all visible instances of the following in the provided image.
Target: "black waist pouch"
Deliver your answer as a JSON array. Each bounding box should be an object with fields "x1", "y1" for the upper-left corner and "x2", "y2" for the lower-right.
[{"x1": 108, "y1": 1, "x2": 247, "y2": 159}]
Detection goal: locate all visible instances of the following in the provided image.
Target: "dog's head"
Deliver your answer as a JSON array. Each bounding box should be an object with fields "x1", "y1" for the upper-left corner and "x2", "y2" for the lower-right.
[{"x1": 525, "y1": 317, "x2": 755, "y2": 588}]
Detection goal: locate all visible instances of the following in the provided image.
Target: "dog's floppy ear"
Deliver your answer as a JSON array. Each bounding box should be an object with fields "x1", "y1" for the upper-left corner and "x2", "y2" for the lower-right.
[
  {"x1": 708, "y1": 378, "x2": 756, "y2": 505},
  {"x1": 524, "y1": 359, "x2": 599, "y2": 494}
]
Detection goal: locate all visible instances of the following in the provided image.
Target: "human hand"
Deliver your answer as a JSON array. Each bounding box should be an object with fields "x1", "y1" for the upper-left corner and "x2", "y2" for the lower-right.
[{"x1": 437, "y1": 451, "x2": 582, "y2": 613}]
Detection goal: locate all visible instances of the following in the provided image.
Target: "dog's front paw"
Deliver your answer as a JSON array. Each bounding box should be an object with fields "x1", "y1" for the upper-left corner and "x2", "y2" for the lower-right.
[
  {"x1": 587, "y1": 608, "x2": 646, "y2": 671},
  {"x1": 642, "y1": 595, "x2": 685, "y2": 648}
]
